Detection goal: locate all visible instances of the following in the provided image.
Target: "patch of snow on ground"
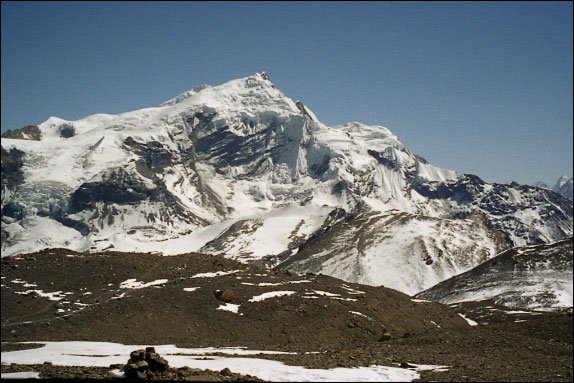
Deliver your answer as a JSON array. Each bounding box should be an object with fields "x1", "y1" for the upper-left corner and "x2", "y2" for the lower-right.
[
  {"x1": 248, "y1": 291, "x2": 296, "y2": 302},
  {"x1": 14, "y1": 290, "x2": 68, "y2": 301},
  {"x1": 349, "y1": 311, "x2": 372, "y2": 320},
  {"x1": 503, "y1": 310, "x2": 536, "y2": 315},
  {"x1": 0, "y1": 341, "x2": 440, "y2": 382},
  {"x1": 458, "y1": 313, "x2": 478, "y2": 326},
  {"x1": 183, "y1": 287, "x2": 200, "y2": 292},
  {"x1": 306, "y1": 290, "x2": 358, "y2": 302},
  {"x1": 119, "y1": 279, "x2": 168, "y2": 289},
  {"x1": 217, "y1": 303, "x2": 241, "y2": 314},
  {"x1": 308, "y1": 290, "x2": 340, "y2": 297},
  {"x1": 341, "y1": 285, "x2": 365, "y2": 294},
  {"x1": 409, "y1": 363, "x2": 450, "y2": 372},
  {"x1": 190, "y1": 270, "x2": 241, "y2": 278},
  {"x1": 108, "y1": 369, "x2": 125, "y2": 378},
  {"x1": 0, "y1": 371, "x2": 41, "y2": 379}
]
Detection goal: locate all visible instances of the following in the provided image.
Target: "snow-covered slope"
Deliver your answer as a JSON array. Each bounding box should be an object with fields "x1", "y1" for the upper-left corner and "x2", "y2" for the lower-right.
[
  {"x1": 415, "y1": 237, "x2": 573, "y2": 311},
  {"x1": 275, "y1": 210, "x2": 509, "y2": 295},
  {"x1": 1, "y1": 73, "x2": 573, "y2": 295}
]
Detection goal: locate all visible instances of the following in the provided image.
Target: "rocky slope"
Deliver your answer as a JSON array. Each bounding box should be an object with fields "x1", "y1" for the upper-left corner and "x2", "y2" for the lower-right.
[
  {"x1": 1, "y1": 73, "x2": 572, "y2": 295},
  {"x1": 415, "y1": 237, "x2": 573, "y2": 310},
  {"x1": 1, "y1": 250, "x2": 572, "y2": 382},
  {"x1": 1, "y1": 249, "x2": 469, "y2": 350}
]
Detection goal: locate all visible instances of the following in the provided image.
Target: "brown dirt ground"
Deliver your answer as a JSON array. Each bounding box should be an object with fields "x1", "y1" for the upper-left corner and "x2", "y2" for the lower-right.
[{"x1": 1, "y1": 249, "x2": 572, "y2": 381}]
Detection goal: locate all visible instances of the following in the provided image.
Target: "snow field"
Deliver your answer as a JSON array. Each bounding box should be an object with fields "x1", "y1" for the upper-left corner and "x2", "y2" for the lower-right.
[{"x1": 0, "y1": 342, "x2": 449, "y2": 382}]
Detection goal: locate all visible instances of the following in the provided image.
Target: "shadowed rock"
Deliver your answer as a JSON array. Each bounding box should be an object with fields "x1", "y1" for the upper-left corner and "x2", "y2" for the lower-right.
[{"x1": 1, "y1": 125, "x2": 42, "y2": 141}]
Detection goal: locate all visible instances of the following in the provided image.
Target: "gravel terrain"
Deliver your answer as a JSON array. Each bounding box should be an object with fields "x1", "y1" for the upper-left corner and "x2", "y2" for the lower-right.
[{"x1": 2, "y1": 249, "x2": 572, "y2": 381}]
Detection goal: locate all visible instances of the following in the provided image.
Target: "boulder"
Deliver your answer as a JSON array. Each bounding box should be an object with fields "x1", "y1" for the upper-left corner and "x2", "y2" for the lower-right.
[{"x1": 214, "y1": 289, "x2": 235, "y2": 303}]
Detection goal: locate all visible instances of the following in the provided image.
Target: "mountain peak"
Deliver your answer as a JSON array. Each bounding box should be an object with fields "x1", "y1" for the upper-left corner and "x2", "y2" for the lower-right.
[
  {"x1": 161, "y1": 72, "x2": 275, "y2": 107},
  {"x1": 553, "y1": 175, "x2": 573, "y2": 200},
  {"x1": 1, "y1": 74, "x2": 572, "y2": 300}
]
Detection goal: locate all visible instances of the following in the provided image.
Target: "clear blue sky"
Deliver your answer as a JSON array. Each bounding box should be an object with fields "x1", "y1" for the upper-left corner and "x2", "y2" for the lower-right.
[{"x1": 2, "y1": 1, "x2": 572, "y2": 186}]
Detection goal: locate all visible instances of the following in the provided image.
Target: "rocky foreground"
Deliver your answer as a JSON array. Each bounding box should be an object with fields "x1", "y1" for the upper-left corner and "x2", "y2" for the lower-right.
[{"x1": 1, "y1": 249, "x2": 572, "y2": 381}]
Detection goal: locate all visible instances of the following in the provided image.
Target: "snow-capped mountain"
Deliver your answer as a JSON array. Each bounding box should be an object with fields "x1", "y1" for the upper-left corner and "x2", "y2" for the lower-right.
[
  {"x1": 553, "y1": 175, "x2": 573, "y2": 200},
  {"x1": 533, "y1": 181, "x2": 549, "y2": 190},
  {"x1": 532, "y1": 176, "x2": 573, "y2": 201},
  {"x1": 1, "y1": 73, "x2": 572, "y2": 294},
  {"x1": 415, "y1": 237, "x2": 573, "y2": 311}
]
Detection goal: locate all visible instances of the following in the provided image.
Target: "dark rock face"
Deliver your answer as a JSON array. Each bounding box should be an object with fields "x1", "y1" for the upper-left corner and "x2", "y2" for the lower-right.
[
  {"x1": 368, "y1": 149, "x2": 400, "y2": 170},
  {"x1": 46, "y1": 212, "x2": 91, "y2": 236},
  {"x1": 124, "y1": 137, "x2": 173, "y2": 172},
  {"x1": 1, "y1": 125, "x2": 42, "y2": 141},
  {"x1": 186, "y1": 111, "x2": 304, "y2": 179},
  {"x1": 413, "y1": 174, "x2": 485, "y2": 204},
  {"x1": 1, "y1": 147, "x2": 27, "y2": 243},
  {"x1": 309, "y1": 155, "x2": 331, "y2": 177},
  {"x1": 58, "y1": 124, "x2": 75, "y2": 138},
  {"x1": 1, "y1": 147, "x2": 26, "y2": 191},
  {"x1": 68, "y1": 165, "x2": 207, "y2": 227},
  {"x1": 69, "y1": 168, "x2": 156, "y2": 213},
  {"x1": 1, "y1": 202, "x2": 27, "y2": 221}
]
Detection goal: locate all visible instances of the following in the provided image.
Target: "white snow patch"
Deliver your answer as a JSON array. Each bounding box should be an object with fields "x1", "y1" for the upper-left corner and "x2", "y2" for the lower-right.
[
  {"x1": 242, "y1": 282, "x2": 284, "y2": 286},
  {"x1": 0, "y1": 341, "x2": 431, "y2": 382},
  {"x1": 242, "y1": 280, "x2": 312, "y2": 287},
  {"x1": 190, "y1": 270, "x2": 241, "y2": 278},
  {"x1": 458, "y1": 313, "x2": 478, "y2": 326},
  {"x1": 349, "y1": 311, "x2": 372, "y2": 320},
  {"x1": 183, "y1": 287, "x2": 200, "y2": 292},
  {"x1": 503, "y1": 310, "x2": 534, "y2": 315},
  {"x1": 14, "y1": 290, "x2": 67, "y2": 301},
  {"x1": 308, "y1": 290, "x2": 340, "y2": 297},
  {"x1": 248, "y1": 291, "x2": 296, "y2": 302},
  {"x1": 108, "y1": 369, "x2": 125, "y2": 378},
  {"x1": 0, "y1": 371, "x2": 41, "y2": 379},
  {"x1": 217, "y1": 303, "x2": 241, "y2": 314},
  {"x1": 409, "y1": 363, "x2": 450, "y2": 372},
  {"x1": 119, "y1": 279, "x2": 168, "y2": 289},
  {"x1": 341, "y1": 285, "x2": 365, "y2": 294},
  {"x1": 305, "y1": 290, "x2": 358, "y2": 301}
]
